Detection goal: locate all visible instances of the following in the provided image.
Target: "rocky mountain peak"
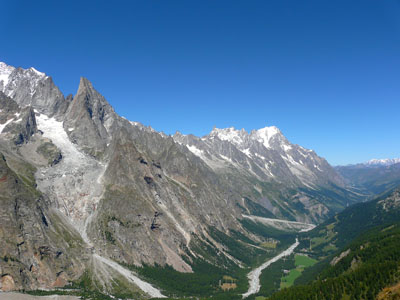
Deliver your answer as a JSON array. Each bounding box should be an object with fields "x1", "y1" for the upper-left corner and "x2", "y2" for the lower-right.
[
  {"x1": 250, "y1": 126, "x2": 285, "y2": 150},
  {"x1": 63, "y1": 77, "x2": 117, "y2": 158},
  {"x1": 209, "y1": 126, "x2": 248, "y2": 146},
  {"x1": 77, "y1": 76, "x2": 95, "y2": 93},
  {"x1": 0, "y1": 62, "x2": 66, "y2": 116},
  {"x1": 28, "y1": 66, "x2": 46, "y2": 77},
  {"x1": 207, "y1": 125, "x2": 287, "y2": 150}
]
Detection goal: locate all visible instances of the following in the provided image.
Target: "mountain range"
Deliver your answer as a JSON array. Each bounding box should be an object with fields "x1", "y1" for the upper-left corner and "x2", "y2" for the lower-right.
[{"x1": 0, "y1": 61, "x2": 398, "y2": 299}]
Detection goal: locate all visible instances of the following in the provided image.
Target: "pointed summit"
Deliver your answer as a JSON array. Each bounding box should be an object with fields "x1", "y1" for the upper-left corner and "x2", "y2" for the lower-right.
[
  {"x1": 72, "y1": 77, "x2": 114, "y2": 120},
  {"x1": 64, "y1": 77, "x2": 117, "y2": 158},
  {"x1": 77, "y1": 77, "x2": 95, "y2": 92}
]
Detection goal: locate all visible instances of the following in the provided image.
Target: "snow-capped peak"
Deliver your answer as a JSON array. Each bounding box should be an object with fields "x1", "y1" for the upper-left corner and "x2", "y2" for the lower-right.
[
  {"x1": 365, "y1": 158, "x2": 400, "y2": 166},
  {"x1": 0, "y1": 62, "x2": 15, "y2": 90},
  {"x1": 251, "y1": 126, "x2": 281, "y2": 148},
  {"x1": 29, "y1": 67, "x2": 46, "y2": 77},
  {"x1": 209, "y1": 127, "x2": 247, "y2": 146},
  {"x1": 208, "y1": 125, "x2": 285, "y2": 149}
]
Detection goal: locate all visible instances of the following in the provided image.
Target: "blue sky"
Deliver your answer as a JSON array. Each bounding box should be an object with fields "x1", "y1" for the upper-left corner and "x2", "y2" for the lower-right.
[{"x1": 1, "y1": 0, "x2": 399, "y2": 165}]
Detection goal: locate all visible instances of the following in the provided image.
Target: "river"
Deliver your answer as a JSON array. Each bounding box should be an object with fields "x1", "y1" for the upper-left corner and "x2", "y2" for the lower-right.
[{"x1": 242, "y1": 238, "x2": 300, "y2": 298}]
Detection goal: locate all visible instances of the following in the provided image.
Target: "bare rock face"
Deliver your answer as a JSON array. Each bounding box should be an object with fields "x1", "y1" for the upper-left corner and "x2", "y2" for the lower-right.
[
  {"x1": 0, "y1": 92, "x2": 20, "y2": 119},
  {"x1": 0, "y1": 153, "x2": 88, "y2": 291},
  {"x1": 7, "y1": 107, "x2": 37, "y2": 145},
  {"x1": 88, "y1": 127, "x2": 242, "y2": 271},
  {"x1": 63, "y1": 77, "x2": 117, "y2": 158}
]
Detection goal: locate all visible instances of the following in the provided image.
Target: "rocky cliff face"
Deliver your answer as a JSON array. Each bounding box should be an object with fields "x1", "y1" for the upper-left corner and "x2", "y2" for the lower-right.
[
  {"x1": 63, "y1": 77, "x2": 117, "y2": 158},
  {"x1": 0, "y1": 62, "x2": 67, "y2": 116},
  {"x1": 0, "y1": 148, "x2": 88, "y2": 292},
  {"x1": 0, "y1": 61, "x2": 362, "y2": 296}
]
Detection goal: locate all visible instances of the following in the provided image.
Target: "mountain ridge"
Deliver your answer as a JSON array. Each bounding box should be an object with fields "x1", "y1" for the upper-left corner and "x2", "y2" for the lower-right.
[{"x1": 0, "y1": 61, "x2": 367, "y2": 297}]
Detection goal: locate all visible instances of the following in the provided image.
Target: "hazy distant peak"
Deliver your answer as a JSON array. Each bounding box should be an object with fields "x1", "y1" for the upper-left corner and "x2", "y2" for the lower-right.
[{"x1": 366, "y1": 158, "x2": 400, "y2": 166}]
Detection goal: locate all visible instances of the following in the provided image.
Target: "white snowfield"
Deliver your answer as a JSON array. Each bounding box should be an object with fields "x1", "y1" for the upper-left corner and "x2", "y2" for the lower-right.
[
  {"x1": 35, "y1": 113, "x2": 165, "y2": 298},
  {"x1": 242, "y1": 238, "x2": 300, "y2": 298},
  {"x1": 242, "y1": 214, "x2": 316, "y2": 232}
]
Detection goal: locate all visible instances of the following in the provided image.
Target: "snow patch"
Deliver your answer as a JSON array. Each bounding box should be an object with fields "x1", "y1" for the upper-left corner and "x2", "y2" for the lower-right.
[
  {"x1": 254, "y1": 153, "x2": 266, "y2": 160},
  {"x1": 282, "y1": 144, "x2": 292, "y2": 152},
  {"x1": 313, "y1": 164, "x2": 322, "y2": 171},
  {"x1": 241, "y1": 148, "x2": 252, "y2": 157},
  {"x1": 0, "y1": 118, "x2": 14, "y2": 133},
  {"x1": 187, "y1": 145, "x2": 204, "y2": 157}
]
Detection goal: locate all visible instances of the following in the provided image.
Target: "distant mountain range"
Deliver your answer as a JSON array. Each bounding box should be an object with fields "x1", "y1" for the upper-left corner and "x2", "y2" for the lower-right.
[
  {"x1": 336, "y1": 159, "x2": 400, "y2": 197},
  {"x1": 364, "y1": 158, "x2": 400, "y2": 166}
]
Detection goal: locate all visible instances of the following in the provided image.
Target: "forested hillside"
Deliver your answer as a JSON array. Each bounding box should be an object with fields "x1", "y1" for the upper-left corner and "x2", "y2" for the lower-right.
[
  {"x1": 264, "y1": 187, "x2": 400, "y2": 300},
  {"x1": 268, "y1": 222, "x2": 400, "y2": 300}
]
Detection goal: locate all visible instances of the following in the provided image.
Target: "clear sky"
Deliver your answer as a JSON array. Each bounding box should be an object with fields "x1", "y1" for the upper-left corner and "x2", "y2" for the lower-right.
[{"x1": 1, "y1": 0, "x2": 399, "y2": 165}]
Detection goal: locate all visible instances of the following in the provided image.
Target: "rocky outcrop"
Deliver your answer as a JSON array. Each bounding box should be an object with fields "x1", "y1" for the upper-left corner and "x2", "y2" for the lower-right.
[
  {"x1": 10, "y1": 107, "x2": 37, "y2": 145},
  {"x1": 0, "y1": 92, "x2": 20, "y2": 121},
  {"x1": 0, "y1": 93, "x2": 38, "y2": 144}
]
